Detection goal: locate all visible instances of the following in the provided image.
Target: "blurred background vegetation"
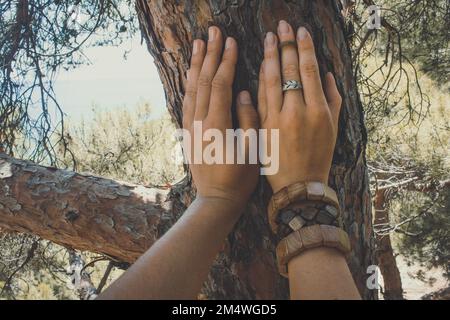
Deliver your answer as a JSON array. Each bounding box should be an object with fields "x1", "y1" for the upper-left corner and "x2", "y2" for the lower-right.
[
  {"x1": 0, "y1": 0, "x2": 449, "y2": 299},
  {"x1": 0, "y1": 103, "x2": 183, "y2": 299}
]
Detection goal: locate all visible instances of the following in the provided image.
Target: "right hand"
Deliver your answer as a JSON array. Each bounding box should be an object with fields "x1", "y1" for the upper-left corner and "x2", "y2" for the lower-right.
[
  {"x1": 258, "y1": 21, "x2": 342, "y2": 193},
  {"x1": 183, "y1": 27, "x2": 259, "y2": 210}
]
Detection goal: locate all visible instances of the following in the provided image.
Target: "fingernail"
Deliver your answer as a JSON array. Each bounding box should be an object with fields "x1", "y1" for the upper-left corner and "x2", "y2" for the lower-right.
[
  {"x1": 265, "y1": 32, "x2": 276, "y2": 47},
  {"x1": 193, "y1": 40, "x2": 200, "y2": 54},
  {"x1": 278, "y1": 20, "x2": 289, "y2": 34},
  {"x1": 225, "y1": 37, "x2": 233, "y2": 50},
  {"x1": 208, "y1": 26, "x2": 216, "y2": 41},
  {"x1": 297, "y1": 27, "x2": 307, "y2": 40},
  {"x1": 239, "y1": 91, "x2": 251, "y2": 105}
]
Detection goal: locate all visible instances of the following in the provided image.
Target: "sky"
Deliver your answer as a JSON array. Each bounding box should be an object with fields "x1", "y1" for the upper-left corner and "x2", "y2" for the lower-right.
[{"x1": 54, "y1": 36, "x2": 167, "y2": 122}]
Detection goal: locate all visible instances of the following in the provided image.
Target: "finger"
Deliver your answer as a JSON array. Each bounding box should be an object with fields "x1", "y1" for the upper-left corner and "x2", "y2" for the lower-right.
[
  {"x1": 208, "y1": 37, "x2": 238, "y2": 125},
  {"x1": 194, "y1": 26, "x2": 223, "y2": 120},
  {"x1": 257, "y1": 61, "x2": 268, "y2": 124},
  {"x1": 263, "y1": 32, "x2": 283, "y2": 115},
  {"x1": 236, "y1": 91, "x2": 259, "y2": 163},
  {"x1": 183, "y1": 39, "x2": 206, "y2": 128},
  {"x1": 237, "y1": 91, "x2": 259, "y2": 130},
  {"x1": 277, "y1": 20, "x2": 304, "y2": 106},
  {"x1": 324, "y1": 72, "x2": 342, "y2": 125},
  {"x1": 297, "y1": 27, "x2": 327, "y2": 107}
]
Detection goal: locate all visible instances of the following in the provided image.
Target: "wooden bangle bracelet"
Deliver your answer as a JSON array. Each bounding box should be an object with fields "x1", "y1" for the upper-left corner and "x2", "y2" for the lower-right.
[
  {"x1": 268, "y1": 181, "x2": 340, "y2": 234},
  {"x1": 276, "y1": 224, "x2": 351, "y2": 277}
]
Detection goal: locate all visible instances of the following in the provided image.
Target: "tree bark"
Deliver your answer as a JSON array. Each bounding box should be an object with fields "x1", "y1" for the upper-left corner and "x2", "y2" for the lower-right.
[
  {"x1": 135, "y1": 0, "x2": 375, "y2": 299},
  {"x1": 0, "y1": 153, "x2": 183, "y2": 263},
  {"x1": 373, "y1": 189, "x2": 404, "y2": 300}
]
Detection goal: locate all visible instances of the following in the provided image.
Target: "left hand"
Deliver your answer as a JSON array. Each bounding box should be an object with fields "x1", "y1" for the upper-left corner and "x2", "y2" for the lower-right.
[
  {"x1": 257, "y1": 21, "x2": 342, "y2": 193},
  {"x1": 182, "y1": 26, "x2": 259, "y2": 210}
]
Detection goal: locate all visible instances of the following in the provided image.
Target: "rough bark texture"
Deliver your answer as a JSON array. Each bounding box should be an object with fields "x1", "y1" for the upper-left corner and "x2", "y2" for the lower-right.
[
  {"x1": 0, "y1": 153, "x2": 188, "y2": 263},
  {"x1": 135, "y1": 0, "x2": 375, "y2": 299},
  {"x1": 374, "y1": 189, "x2": 404, "y2": 300}
]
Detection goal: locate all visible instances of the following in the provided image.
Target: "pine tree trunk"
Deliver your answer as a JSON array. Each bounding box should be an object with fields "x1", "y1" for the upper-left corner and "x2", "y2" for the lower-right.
[
  {"x1": 374, "y1": 189, "x2": 404, "y2": 300},
  {"x1": 135, "y1": 0, "x2": 375, "y2": 299}
]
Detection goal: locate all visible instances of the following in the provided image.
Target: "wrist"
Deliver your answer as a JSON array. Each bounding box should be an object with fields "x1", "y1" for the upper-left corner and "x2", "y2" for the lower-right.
[
  {"x1": 270, "y1": 175, "x2": 329, "y2": 194},
  {"x1": 194, "y1": 195, "x2": 247, "y2": 219},
  {"x1": 268, "y1": 181, "x2": 340, "y2": 234},
  {"x1": 288, "y1": 246, "x2": 361, "y2": 300}
]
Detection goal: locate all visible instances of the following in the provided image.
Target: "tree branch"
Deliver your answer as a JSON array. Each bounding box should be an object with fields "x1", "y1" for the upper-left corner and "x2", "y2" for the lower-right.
[
  {"x1": 0, "y1": 153, "x2": 187, "y2": 263},
  {"x1": 96, "y1": 261, "x2": 114, "y2": 294}
]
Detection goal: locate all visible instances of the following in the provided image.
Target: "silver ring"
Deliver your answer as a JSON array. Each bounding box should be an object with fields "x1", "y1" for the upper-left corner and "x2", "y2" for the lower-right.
[{"x1": 282, "y1": 80, "x2": 302, "y2": 92}]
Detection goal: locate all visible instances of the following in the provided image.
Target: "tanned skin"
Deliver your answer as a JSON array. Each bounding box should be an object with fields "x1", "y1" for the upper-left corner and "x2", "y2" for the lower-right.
[
  {"x1": 98, "y1": 21, "x2": 361, "y2": 300},
  {"x1": 259, "y1": 21, "x2": 360, "y2": 300}
]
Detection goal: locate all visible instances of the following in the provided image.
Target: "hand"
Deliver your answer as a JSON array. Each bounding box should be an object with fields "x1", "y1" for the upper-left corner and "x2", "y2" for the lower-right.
[
  {"x1": 258, "y1": 21, "x2": 342, "y2": 193},
  {"x1": 183, "y1": 26, "x2": 259, "y2": 210}
]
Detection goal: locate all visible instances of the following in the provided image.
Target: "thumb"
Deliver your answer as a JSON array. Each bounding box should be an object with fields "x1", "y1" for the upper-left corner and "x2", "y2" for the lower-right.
[
  {"x1": 236, "y1": 91, "x2": 259, "y2": 164},
  {"x1": 236, "y1": 91, "x2": 259, "y2": 131}
]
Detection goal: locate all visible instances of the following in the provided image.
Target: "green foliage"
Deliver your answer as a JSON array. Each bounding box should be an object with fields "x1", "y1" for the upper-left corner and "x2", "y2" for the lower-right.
[
  {"x1": 353, "y1": 0, "x2": 449, "y2": 89},
  {"x1": 385, "y1": 0, "x2": 450, "y2": 85},
  {"x1": 0, "y1": 0, "x2": 137, "y2": 163},
  {"x1": 60, "y1": 103, "x2": 184, "y2": 186},
  {"x1": 0, "y1": 234, "x2": 75, "y2": 300},
  {"x1": 365, "y1": 62, "x2": 450, "y2": 279},
  {"x1": 0, "y1": 232, "x2": 126, "y2": 299},
  {"x1": 396, "y1": 188, "x2": 450, "y2": 280}
]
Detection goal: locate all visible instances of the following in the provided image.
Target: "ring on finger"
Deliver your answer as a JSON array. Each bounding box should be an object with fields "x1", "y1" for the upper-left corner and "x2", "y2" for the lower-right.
[
  {"x1": 282, "y1": 80, "x2": 303, "y2": 92},
  {"x1": 279, "y1": 40, "x2": 297, "y2": 50}
]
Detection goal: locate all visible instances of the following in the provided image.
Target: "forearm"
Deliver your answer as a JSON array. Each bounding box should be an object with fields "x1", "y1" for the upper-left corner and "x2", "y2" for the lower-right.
[
  {"x1": 287, "y1": 247, "x2": 361, "y2": 300},
  {"x1": 97, "y1": 197, "x2": 243, "y2": 299}
]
